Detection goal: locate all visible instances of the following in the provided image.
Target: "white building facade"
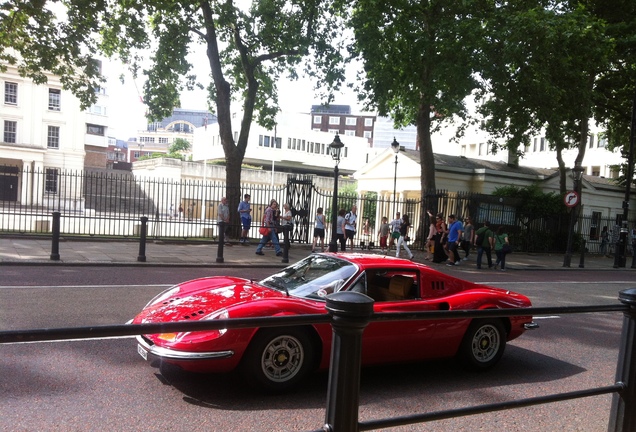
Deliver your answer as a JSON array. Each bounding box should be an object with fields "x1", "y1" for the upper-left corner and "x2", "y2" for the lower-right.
[{"x1": 0, "y1": 59, "x2": 111, "y2": 208}]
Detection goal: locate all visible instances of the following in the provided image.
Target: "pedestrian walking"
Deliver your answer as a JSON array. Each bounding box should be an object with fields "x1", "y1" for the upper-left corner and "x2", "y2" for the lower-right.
[
  {"x1": 395, "y1": 214, "x2": 414, "y2": 260},
  {"x1": 344, "y1": 205, "x2": 358, "y2": 251},
  {"x1": 336, "y1": 209, "x2": 347, "y2": 252},
  {"x1": 424, "y1": 211, "x2": 436, "y2": 261},
  {"x1": 238, "y1": 193, "x2": 252, "y2": 244},
  {"x1": 217, "y1": 197, "x2": 231, "y2": 243},
  {"x1": 388, "y1": 211, "x2": 402, "y2": 250},
  {"x1": 378, "y1": 216, "x2": 390, "y2": 253},
  {"x1": 255, "y1": 201, "x2": 282, "y2": 256},
  {"x1": 312, "y1": 207, "x2": 326, "y2": 253},
  {"x1": 446, "y1": 214, "x2": 463, "y2": 266},
  {"x1": 475, "y1": 220, "x2": 494, "y2": 269},
  {"x1": 494, "y1": 226, "x2": 510, "y2": 271},
  {"x1": 600, "y1": 226, "x2": 609, "y2": 256},
  {"x1": 461, "y1": 216, "x2": 474, "y2": 260},
  {"x1": 432, "y1": 212, "x2": 448, "y2": 263}
]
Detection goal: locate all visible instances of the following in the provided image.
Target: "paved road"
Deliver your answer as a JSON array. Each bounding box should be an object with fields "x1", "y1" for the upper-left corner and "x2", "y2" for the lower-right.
[{"x1": 0, "y1": 266, "x2": 631, "y2": 431}]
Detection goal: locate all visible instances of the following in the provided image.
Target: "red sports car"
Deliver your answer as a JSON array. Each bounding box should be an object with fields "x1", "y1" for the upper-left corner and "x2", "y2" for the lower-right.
[{"x1": 133, "y1": 253, "x2": 535, "y2": 391}]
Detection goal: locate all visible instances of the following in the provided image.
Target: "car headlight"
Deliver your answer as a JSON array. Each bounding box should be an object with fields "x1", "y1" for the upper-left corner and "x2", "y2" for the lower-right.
[{"x1": 204, "y1": 309, "x2": 229, "y2": 336}]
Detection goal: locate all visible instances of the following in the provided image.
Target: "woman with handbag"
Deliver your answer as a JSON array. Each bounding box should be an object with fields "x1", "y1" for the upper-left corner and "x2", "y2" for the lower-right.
[
  {"x1": 395, "y1": 214, "x2": 414, "y2": 260},
  {"x1": 494, "y1": 226, "x2": 510, "y2": 271},
  {"x1": 255, "y1": 201, "x2": 283, "y2": 256}
]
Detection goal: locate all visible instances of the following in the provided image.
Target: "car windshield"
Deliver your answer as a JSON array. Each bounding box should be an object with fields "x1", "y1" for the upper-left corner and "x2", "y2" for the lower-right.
[{"x1": 259, "y1": 255, "x2": 358, "y2": 300}]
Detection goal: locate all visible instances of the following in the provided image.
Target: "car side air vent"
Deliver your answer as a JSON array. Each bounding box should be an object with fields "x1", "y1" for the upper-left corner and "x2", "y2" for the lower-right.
[
  {"x1": 430, "y1": 281, "x2": 445, "y2": 291},
  {"x1": 162, "y1": 297, "x2": 181, "y2": 305}
]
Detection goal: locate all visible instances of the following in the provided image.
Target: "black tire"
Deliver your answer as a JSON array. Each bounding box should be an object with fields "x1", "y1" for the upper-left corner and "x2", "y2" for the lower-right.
[
  {"x1": 241, "y1": 328, "x2": 315, "y2": 392},
  {"x1": 458, "y1": 319, "x2": 507, "y2": 370}
]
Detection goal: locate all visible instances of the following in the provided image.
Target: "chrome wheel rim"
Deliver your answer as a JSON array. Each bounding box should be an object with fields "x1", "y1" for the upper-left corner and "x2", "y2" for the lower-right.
[
  {"x1": 471, "y1": 324, "x2": 500, "y2": 363},
  {"x1": 261, "y1": 335, "x2": 304, "y2": 383}
]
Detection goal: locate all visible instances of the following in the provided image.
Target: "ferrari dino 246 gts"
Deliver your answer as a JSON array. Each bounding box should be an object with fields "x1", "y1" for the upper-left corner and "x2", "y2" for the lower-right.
[{"x1": 133, "y1": 253, "x2": 535, "y2": 391}]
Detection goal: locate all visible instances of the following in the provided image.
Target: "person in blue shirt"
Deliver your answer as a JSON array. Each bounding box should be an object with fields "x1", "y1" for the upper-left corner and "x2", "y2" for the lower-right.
[
  {"x1": 237, "y1": 194, "x2": 252, "y2": 244},
  {"x1": 446, "y1": 214, "x2": 463, "y2": 266}
]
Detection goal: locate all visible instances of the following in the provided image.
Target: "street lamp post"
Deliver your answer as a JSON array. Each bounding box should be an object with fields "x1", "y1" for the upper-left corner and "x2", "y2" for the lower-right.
[
  {"x1": 563, "y1": 166, "x2": 585, "y2": 267},
  {"x1": 391, "y1": 138, "x2": 400, "y2": 216},
  {"x1": 328, "y1": 135, "x2": 345, "y2": 252}
]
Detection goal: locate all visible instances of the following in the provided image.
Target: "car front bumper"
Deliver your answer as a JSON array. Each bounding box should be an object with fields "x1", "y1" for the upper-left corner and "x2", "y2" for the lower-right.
[{"x1": 136, "y1": 335, "x2": 235, "y2": 362}]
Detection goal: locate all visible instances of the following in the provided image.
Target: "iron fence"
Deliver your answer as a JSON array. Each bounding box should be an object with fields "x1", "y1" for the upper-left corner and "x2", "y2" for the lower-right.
[
  {"x1": 1, "y1": 166, "x2": 634, "y2": 254},
  {"x1": 2, "y1": 290, "x2": 636, "y2": 431}
]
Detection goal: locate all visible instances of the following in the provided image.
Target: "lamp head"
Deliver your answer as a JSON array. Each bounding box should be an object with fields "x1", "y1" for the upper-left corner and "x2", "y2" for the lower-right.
[
  {"x1": 329, "y1": 134, "x2": 344, "y2": 162},
  {"x1": 391, "y1": 137, "x2": 400, "y2": 154}
]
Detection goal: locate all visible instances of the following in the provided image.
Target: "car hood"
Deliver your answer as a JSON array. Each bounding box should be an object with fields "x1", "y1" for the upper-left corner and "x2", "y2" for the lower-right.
[{"x1": 134, "y1": 276, "x2": 285, "y2": 323}]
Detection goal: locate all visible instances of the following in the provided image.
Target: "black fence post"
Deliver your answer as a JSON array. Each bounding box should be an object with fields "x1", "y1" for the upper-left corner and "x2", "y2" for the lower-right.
[
  {"x1": 282, "y1": 225, "x2": 290, "y2": 264},
  {"x1": 609, "y1": 288, "x2": 636, "y2": 432},
  {"x1": 216, "y1": 221, "x2": 225, "y2": 263},
  {"x1": 137, "y1": 216, "x2": 148, "y2": 262},
  {"x1": 323, "y1": 291, "x2": 374, "y2": 432},
  {"x1": 50, "y1": 211, "x2": 61, "y2": 261},
  {"x1": 579, "y1": 239, "x2": 585, "y2": 268}
]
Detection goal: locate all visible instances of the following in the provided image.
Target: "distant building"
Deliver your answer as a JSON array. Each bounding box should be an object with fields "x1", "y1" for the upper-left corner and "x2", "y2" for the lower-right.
[
  {"x1": 129, "y1": 108, "x2": 217, "y2": 163},
  {"x1": 309, "y1": 104, "x2": 376, "y2": 146}
]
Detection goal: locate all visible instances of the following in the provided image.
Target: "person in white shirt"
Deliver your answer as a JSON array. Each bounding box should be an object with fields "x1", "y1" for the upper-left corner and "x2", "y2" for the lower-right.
[{"x1": 344, "y1": 205, "x2": 358, "y2": 251}]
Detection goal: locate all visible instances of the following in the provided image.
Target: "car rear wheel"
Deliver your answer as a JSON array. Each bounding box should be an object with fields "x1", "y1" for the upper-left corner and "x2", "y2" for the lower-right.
[
  {"x1": 458, "y1": 319, "x2": 506, "y2": 370},
  {"x1": 241, "y1": 328, "x2": 315, "y2": 392}
]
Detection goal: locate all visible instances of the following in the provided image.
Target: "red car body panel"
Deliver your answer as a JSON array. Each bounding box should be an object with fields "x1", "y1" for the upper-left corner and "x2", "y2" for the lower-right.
[{"x1": 133, "y1": 253, "x2": 533, "y2": 373}]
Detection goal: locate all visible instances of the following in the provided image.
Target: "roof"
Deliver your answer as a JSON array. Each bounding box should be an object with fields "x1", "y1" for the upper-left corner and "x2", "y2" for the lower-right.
[
  {"x1": 310, "y1": 104, "x2": 352, "y2": 115},
  {"x1": 399, "y1": 149, "x2": 625, "y2": 190}
]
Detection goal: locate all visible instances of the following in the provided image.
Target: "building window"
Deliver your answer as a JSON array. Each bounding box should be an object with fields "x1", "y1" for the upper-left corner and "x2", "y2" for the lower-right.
[
  {"x1": 4, "y1": 82, "x2": 17, "y2": 105},
  {"x1": 344, "y1": 130, "x2": 355, "y2": 136},
  {"x1": 48, "y1": 89, "x2": 61, "y2": 111},
  {"x1": 159, "y1": 137, "x2": 168, "y2": 144},
  {"x1": 329, "y1": 116, "x2": 341, "y2": 125},
  {"x1": 590, "y1": 211, "x2": 602, "y2": 240},
  {"x1": 533, "y1": 138, "x2": 538, "y2": 152},
  {"x1": 588, "y1": 134, "x2": 595, "y2": 149},
  {"x1": 45, "y1": 168, "x2": 59, "y2": 193},
  {"x1": 478, "y1": 142, "x2": 487, "y2": 156},
  {"x1": 274, "y1": 137, "x2": 282, "y2": 149},
  {"x1": 591, "y1": 166, "x2": 600, "y2": 176},
  {"x1": 139, "y1": 136, "x2": 155, "y2": 143},
  {"x1": 364, "y1": 118, "x2": 373, "y2": 127},
  {"x1": 3, "y1": 120, "x2": 16, "y2": 143},
  {"x1": 363, "y1": 131, "x2": 372, "y2": 138},
  {"x1": 86, "y1": 124, "x2": 105, "y2": 136},
  {"x1": 540, "y1": 137, "x2": 546, "y2": 151},
  {"x1": 598, "y1": 136, "x2": 607, "y2": 148},
  {"x1": 313, "y1": 115, "x2": 321, "y2": 124},
  {"x1": 328, "y1": 129, "x2": 340, "y2": 134},
  {"x1": 287, "y1": 138, "x2": 292, "y2": 149},
  {"x1": 345, "y1": 117, "x2": 356, "y2": 126},
  {"x1": 47, "y1": 126, "x2": 60, "y2": 148}
]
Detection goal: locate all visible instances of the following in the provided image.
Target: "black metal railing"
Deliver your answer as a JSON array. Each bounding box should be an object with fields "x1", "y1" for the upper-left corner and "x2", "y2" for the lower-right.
[
  {"x1": 2, "y1": 290, "x2": 636, "y2": 431},
  {"x1": 1, "y1": 166, "x2": 634, "y2": 254}
]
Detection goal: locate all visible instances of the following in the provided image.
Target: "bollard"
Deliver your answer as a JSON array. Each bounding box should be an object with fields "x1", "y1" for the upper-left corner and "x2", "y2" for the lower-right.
[
  {"x1": 323, "y1": 291, "x2": 374, "y2": 432},
  {"x1": 137, "y1": 216, "x2": 148, "y2": 262},
  {"x1": 216, "y1": 221, "x2": 225, "y2": 263},
  {"x1": 281, "y1": 225, "x2": 290, "y2": 264},
  {"x1": 609, "y1": 288, "x2": 636, "y2": 432},
  {"x1": 50, "y1": 211, "x2": 61, "y2": 261},
  {"x1": 579, "y1": 239, "x2": 585, "y2": 268}
]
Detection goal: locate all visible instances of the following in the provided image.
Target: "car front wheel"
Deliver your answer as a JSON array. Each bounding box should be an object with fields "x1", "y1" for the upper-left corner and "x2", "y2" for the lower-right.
[
  {"x1": 458, "y1": 319, "x2": 506, "y2": 370},
  {"x1": 241, "y1": 328, "x2": 315, "y2": 392}
]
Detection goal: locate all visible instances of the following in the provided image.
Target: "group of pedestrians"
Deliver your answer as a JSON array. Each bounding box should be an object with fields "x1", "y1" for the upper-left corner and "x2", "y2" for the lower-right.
[
  {"x1": 223, "y1": 195, "x2": 514, "y2": 267},
  {"x1": 424, "y1": 212, "x2": 511, "y2": 271}
]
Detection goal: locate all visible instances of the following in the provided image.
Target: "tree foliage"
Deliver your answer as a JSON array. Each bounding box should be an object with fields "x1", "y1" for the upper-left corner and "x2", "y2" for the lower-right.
[
  {"x1": 348, "y1": 0, "x2": 484, "y2": 200},
  {"x1": 2, "y1": 0, "x2": 348, "y2": 234}
]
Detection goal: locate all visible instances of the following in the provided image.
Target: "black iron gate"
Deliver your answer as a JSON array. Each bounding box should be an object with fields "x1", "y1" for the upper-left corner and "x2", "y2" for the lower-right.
[{"x1": 286, "y1": 174, "x2": 313, "y2": 243}]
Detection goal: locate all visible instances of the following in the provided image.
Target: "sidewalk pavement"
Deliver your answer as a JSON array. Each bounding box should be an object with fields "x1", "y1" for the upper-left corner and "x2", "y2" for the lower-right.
[{"x1": 1, "y1": 235, "x2": 634, "y2": 271}]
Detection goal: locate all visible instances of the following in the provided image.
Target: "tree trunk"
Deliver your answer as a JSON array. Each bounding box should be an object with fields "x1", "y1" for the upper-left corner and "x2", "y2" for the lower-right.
[{"x1": 417, "y1": 100, "x2": 437, "y2": 215}]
